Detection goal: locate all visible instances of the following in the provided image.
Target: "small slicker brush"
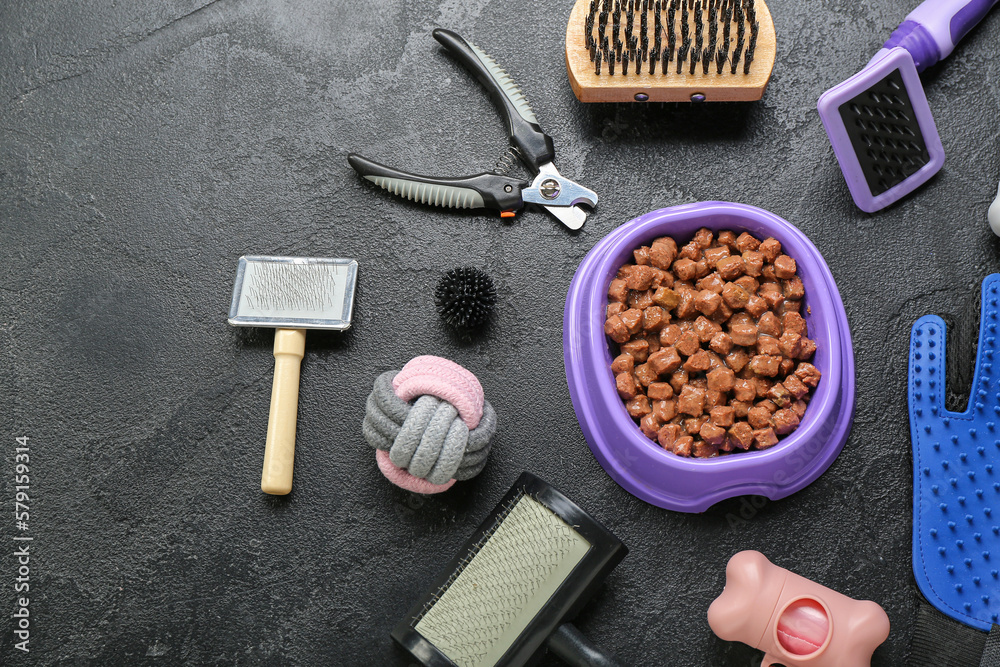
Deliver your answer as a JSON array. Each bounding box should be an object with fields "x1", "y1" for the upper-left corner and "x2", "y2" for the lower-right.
[
  {"x1": 393, "y1": 472, "x2": 627, "y2": 666},
  {"x1": 228, "y1": 256, "x2": 358, "y2": 495},
  {"x1": 566, "y1": 0, "x2": 775, "y2": 102}
]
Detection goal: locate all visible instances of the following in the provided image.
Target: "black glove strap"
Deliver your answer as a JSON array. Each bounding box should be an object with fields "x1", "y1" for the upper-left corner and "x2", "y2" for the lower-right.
[
  {"x1": 907, "y1": 596, "x2": 1000, "y2": 667},
  {"x1": 981, "y1": 623, "x2": 1000, "y2": 667}
]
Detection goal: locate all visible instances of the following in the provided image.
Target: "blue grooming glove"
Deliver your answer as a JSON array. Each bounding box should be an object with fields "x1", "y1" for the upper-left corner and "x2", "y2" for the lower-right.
[{"x1": 909, "y1": 273, "x2": 1000, "y2": 631}]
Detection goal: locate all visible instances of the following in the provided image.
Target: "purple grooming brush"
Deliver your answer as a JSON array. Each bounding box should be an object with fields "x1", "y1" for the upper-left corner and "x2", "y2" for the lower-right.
[{"x1": 818, "y1": 0, "x2": 999, "y2": 213}]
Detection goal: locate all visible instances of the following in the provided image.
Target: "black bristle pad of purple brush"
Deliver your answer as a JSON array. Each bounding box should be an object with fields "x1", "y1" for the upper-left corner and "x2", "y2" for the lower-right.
[
  {"x1": 435, "y1": 267, "x2": 497, "y2": 333},
  {"x1": 839, "y1": 72, "x2": 930, "y2": 198}
]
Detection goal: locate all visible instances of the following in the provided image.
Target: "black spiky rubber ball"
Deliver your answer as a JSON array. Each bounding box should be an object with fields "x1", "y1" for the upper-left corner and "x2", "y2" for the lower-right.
[{"x1": 435, "y1": 267, "x2": 497, "y2": 333}]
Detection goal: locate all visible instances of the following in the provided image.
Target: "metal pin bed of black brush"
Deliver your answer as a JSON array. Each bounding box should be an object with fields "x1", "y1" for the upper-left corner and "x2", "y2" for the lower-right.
[
  {"x1": 584, "y1": 0, "x2": 760, "y2": 77},
  {"x1": 392, "y1": 473, "x2": 627, "y2": 667}
]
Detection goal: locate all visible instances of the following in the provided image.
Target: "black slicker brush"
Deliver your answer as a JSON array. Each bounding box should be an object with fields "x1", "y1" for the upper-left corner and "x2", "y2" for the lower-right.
[
  {"x1": 435, "y1": 267, "x2": 497, "y2": 333},
  {"x1": 392, "y1": 472, "x2": 627, "y2": 667}
]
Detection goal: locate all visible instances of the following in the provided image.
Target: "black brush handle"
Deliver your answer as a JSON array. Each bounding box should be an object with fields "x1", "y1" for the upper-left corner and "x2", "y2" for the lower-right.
[
  {"x1": 432, "y1": 28, "x2": 556, "y2": 172},
  {"x1": 548, "y1": 623, "x2": 620, "y2": 667},
  {"x1": 348, "y1": 153, "x2": 525, "y2": 212}
]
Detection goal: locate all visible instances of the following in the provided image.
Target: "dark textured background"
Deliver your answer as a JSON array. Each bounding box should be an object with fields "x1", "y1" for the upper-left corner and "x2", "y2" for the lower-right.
[{"x1": 1, "y1": 0, "x2": 998, "y2": 664}]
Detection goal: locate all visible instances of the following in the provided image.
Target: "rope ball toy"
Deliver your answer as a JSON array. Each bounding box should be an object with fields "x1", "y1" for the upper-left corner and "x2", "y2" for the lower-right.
[{"x1": 363, "y1": 355, "x2": 497, "y2": 494}]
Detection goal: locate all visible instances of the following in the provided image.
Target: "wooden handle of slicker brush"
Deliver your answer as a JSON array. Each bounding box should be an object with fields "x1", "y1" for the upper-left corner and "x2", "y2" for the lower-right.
[{"x1": 262, "y1": 328, "x2": 306, "y2": 495}]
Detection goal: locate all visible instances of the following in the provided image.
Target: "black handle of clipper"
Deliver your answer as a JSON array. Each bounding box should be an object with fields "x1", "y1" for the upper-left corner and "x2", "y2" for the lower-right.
[
  {"x1": 348, "y1": 153, "x2": 525, "y2": 212},
  {"x1": 432, "y1": 28, "x2": 556, "y2": 172},
  {"x1": 547, "y1": 623, "x2": 620, "y2": 667}
]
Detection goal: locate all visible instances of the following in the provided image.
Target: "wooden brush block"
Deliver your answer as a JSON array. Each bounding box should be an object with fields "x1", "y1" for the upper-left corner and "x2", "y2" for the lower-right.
[{"x1": 566, "y1": 0, "x2": 776, "y2": 103}]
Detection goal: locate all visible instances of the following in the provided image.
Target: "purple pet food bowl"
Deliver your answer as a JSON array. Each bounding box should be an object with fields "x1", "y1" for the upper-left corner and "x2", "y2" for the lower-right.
[{"x1": 564, "y1": 202, "x2": 855, "y2": 512}]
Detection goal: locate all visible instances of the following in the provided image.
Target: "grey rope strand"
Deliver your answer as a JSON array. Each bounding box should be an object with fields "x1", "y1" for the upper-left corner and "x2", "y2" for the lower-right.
[{"x1": 364, "y1": 369, "x2": 496, "y2": 484}]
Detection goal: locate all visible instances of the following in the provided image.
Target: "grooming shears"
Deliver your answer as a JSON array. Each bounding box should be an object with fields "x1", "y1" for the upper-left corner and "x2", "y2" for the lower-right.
[{"x1": 348, "y1": 28, "x2": 598, "y2": 230}]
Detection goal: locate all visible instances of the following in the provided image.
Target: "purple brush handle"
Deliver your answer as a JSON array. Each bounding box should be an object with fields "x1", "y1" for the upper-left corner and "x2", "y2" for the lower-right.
[{"x1": 882, "y1": 0, "x2": 999, "y2": 71}]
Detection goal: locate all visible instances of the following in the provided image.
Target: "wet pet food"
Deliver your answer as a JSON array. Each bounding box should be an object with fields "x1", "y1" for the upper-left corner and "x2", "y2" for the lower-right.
[{"x1": 605, "y1": 228, "x2": 821, "y2": 458}]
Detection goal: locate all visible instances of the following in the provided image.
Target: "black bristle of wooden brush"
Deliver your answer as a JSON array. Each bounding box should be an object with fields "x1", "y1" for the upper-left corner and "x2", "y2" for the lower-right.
[
  {"x1": 716, "y1": 38, "x2": 728, "y2": 73},
  {"x1": 435, "y1": 268, "x2": 497, "y2": 333},
  {"x1": 722, "y1": 2, "x2": 732, "y2": 46},
  {"x1": 708, "y1": 2, "x2": 718, "y2": 49},
  {"x1": 743, "y1": 20, "x2": 758, "y2": 74},
  {"x1": 586, "y1": 0, "x2": 757, "y2": 76},
  {"x1": 667, "y1": 3, "x2": 676, "y2": 60},
  {"x1": 648, "y1": 7, "x2": 659, "y2": 71},
  {"x1": 730, "y1": 27, "x2": 744, "y2": 74},
  {"x1": 691, "y1": 1, "x2": 702, "y2": 74}
]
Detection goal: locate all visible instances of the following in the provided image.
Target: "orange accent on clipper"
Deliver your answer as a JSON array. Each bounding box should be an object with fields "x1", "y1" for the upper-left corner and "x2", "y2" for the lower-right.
[{"x1": 500, "y1": 211, "x2": 516, "y2": 218}]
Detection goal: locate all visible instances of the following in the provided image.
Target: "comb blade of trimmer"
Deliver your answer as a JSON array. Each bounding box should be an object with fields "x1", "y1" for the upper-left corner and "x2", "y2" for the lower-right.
[
  {"x1": 393, "y1": 472, "x2": 627, "y2": 667},
  {"x1": 818, "y1": 47, "x2": 945, "y2": 213}
]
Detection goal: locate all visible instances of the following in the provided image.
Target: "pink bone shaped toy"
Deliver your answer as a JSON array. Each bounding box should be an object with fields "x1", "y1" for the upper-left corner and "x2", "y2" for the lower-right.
[{"x1": 707, "y1": 551, "x2": 890, "y2": 667}]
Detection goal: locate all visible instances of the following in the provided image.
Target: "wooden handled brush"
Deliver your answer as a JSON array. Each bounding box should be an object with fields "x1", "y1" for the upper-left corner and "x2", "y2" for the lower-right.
[
  {"x1": 227, "y1": 256, "x2": 358, "y2": 495},
  {"x1": 566, "y1": 0, "x2": 776, "y2": 103}
]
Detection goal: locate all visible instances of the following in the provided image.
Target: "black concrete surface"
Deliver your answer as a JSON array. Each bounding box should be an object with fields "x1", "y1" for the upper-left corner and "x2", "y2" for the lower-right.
[{"x1": 1, "y1": 0, "x2": 999, "y2": 664}]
